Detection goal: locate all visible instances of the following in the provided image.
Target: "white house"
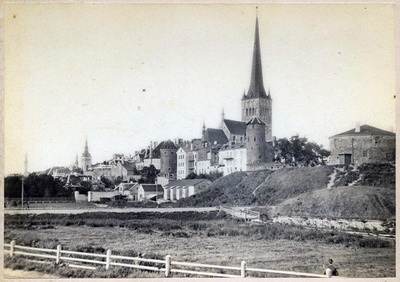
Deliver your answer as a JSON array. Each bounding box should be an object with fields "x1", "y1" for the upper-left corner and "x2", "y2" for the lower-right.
[
  {"x1": 194, "y1": 147, "x2": 220, "y2": 175},
  {"x1": 219, "y1": 143, "x2": 247, "y2": 176},
  {"x1": 164, "y1": 179, "x2": 212, "y2": 201},
  {"x1": 116, "y1": 182, "x2": 139, "y2": 201},
  {"x1": 176, "y1": 146, "x2": 195, "y2": 180},
  {"x1": 138, "y1": 184, "x2": 164, "y2": 202}
]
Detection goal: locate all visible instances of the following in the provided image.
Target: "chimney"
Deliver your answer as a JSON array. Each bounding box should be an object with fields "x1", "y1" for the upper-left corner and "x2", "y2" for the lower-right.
[
  {"x1": 273, "y1": 136, "x2": 277, "y2": 147},
  {"x1": 355, "y1": 122, "x2": 360, "y2": 133},
  {"x1": 190, "y1": 143, "x2": 193, "y2": 150}
]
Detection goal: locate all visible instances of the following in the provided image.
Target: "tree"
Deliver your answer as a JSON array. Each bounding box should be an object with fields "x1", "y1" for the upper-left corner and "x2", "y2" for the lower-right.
[
  {"x1": 185, "y1": 171, "x2": 223, "y2": 182},
  {"x1": 4, "y1": 175, "x2": 23, "y2": 198},
  {"x1": 139, "y1": 165, "x2": 157, "y2": 184},
  {"x1": 101, "y1": 176, "x2": 113, "y2": 188},
  {"x1": 275, "y1": 135, "x2": 330, "y2": 167}
]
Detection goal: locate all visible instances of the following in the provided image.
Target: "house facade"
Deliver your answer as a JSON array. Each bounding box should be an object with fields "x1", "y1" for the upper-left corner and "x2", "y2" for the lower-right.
[
  {"x1": 219, "y1": 143, "x2": 247, "y2": 176},
  {"x1": 138, "y1": 184, "x2": 164, "y2": 201},
  {"x1": 176, "y1": 146, "x2": 195, "y2": 179},
  {"x1": 329, "y1": 124, "x2": 396, "y2": 165},
  {"x1": 164, "y1": 179, "x2": 212, "y2": 201}
]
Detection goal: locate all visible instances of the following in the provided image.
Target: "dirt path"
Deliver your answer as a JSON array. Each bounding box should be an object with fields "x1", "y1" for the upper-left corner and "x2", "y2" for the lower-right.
[{"x1": 3, "y1": 268, "x2": 59, "y2": 279}]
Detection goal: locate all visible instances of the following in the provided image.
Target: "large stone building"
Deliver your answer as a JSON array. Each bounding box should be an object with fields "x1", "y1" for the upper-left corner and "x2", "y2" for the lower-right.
[
  {"x1": 329, "y1": 124, "x2": 396, "y2": 165},
  {"x1": 159, "y1": 139, "x2": 178, "y2": 179}
]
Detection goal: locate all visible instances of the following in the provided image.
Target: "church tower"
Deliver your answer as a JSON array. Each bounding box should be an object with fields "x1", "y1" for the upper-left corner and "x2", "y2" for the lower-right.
[
  {"x1": 81, "y1": 139, "x2": 92, "y2": 172},
  {"x1": 241, "y1": 13, "x2": 272, "y2": 141},
  {"x1": 246, "y1": 117, "x2": 267, "y2": 165}
]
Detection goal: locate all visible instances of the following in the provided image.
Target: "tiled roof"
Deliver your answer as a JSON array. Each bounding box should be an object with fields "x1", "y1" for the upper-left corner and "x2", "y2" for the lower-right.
[
  {"x1": 224, "y1": 119, "x2": 246, "y2": 135},
  {"x1": 203, "y1": 128, "x2": 228, "y2": 145},
  {"x1": 246, "y1": 117, "x2": 265, "y2": 125},
  {"x1": 330, "y1": 124, "x2": 395, "y2": 138},
  {"x1": 220, "y1": 142, "x2": 246, "y2": 151},
  {"x1": 160, "y1": 139, "x2": 177, "y2": 150},
  {"x1": 166, "y1": 179, "x2": 209, "y2": 187},
  {"x1": 140, "y1": 184, "x2": 164, "y2": 192}
]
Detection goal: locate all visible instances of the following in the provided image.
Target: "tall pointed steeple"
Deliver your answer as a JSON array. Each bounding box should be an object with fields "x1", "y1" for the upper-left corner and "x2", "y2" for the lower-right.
[
  {"x1": 81, "y1": 138, "x2": 92, "y2": 173},
  {"x1": 82, "y1": 138, "x2": 91, "y2": 157},
  {"x1": 241, "y1": 9, "x2": 273, "y2": 142},
  {"x1": 246, "y1": 10, "x2": 268, "y2": 99}
]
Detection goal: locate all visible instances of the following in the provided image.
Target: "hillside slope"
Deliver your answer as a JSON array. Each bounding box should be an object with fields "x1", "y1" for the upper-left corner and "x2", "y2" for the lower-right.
[
  {"x1": 177, "y1": 166, "x2": 333, "y2": 207},
  {"x1": 272, "y1": 186, "x2": 395, "y2": 220}
]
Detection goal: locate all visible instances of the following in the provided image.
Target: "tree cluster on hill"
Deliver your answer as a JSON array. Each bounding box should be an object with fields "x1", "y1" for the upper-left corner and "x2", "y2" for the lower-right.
[
  {"x1": 274, "y1": 135, "x2": 330, "y2": 167},
  {"x1": 185, "y1": 171, "x2": 223, "y2": 182}
]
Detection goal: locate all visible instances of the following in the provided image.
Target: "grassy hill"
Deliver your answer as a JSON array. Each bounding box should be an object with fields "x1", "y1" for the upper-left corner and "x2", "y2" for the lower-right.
[
  {"x1": 176, "y1": 166, "x2": 333, "y2": 207},
  {"x1": 272, "y1": 186, "x2": 395, "y2": 220},
  {"x1": 176, "y1": 163, "x2": 395, "y2": 220}
]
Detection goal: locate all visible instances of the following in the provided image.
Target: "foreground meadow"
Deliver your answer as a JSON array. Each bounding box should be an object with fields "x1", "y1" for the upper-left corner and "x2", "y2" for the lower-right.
[{"x1": 4, "y1": 211, "x2": 395, "y2": 278}]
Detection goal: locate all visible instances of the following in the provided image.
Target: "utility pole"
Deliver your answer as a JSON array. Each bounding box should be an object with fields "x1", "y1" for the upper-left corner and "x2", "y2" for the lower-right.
[{"x1": 21, "y1": 177, "x2": 24, "y2": 209}]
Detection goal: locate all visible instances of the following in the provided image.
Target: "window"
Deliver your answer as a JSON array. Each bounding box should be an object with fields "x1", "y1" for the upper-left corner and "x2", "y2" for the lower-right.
[{"x1": 254, "y1": 137, "x2": 256, "y2": 141}]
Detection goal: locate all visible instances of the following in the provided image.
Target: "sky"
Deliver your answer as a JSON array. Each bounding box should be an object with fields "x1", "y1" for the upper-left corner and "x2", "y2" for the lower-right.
[{"x1": 4, "y1": 3, "x2": 396, "y2": 175}]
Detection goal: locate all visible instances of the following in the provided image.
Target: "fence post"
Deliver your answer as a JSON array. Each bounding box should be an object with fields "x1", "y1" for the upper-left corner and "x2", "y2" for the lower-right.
[
  {"x1": 10, "y1": 240, "x2": 16, "y2": 257},
  {"x1": 241, "y1": 260, "x2": 247, "y2": 278},
  {"x1": 165, "y1": 255, "x2": 171, "y2": 277},
  {"x1": 56, "y1": 245, "x2": 62, "y2": 264},
  {"x1": 106, "y1": 249, "x2": 112, "y2": 270}
]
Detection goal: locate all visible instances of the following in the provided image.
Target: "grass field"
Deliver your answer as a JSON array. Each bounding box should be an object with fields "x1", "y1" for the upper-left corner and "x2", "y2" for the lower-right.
[{"x1": 4, "y1": 211, "x2": 395, "y2": 278}]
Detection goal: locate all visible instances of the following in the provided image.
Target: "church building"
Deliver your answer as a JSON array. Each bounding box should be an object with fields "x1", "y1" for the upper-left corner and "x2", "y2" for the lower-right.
[{"x1": 241, "y1": 15, "x2": 273, "y2": 142}]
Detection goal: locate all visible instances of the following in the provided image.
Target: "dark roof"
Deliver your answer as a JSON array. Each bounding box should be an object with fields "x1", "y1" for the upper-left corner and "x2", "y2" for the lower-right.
[
  {"x1": 220, "y1": 142, "x2": 246, "y2": 151},
  {"x1": 166, "y1": 179, "x2": 210, "y2": 187},
  {"x1": 122, "y1": 164, "x2": 135, "y2": 171},
  {"x1": 160, "y1": 139, "x2": 177, "y2": 150},
  {"x1": 330, "y1": 124, "x2": 395, "y2": 138},
  {"x1": 224, "y1": 119, "x2": 246, "y2": 135},
  {"x1": 203, "y1": 128, "x2": 228, "y2": 145},
  {"x1": 246, "y1": 117, "x2": 265, "y2": 125},
  {"x1": 140, "y1": 184, "x2": 164, "y2": 192}
]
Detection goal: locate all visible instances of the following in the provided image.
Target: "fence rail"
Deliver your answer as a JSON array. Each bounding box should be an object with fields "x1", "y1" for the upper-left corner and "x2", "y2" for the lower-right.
[
  {"x1": 220, "y1": 206, "x2": 260, "y2": 221},
  {"x1": 6, "y1": 197, "x2": 75, "y2": 203},
  {"x1": 4, "y1": 241, "x2": 330, "y2": 278}
]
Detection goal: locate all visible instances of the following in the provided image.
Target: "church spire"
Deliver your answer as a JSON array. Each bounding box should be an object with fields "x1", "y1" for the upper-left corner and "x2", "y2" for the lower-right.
[
  {"x1": 82, "y1": 138, "x2": 91, "y2": 157},
  {"x1": 246, "y1": 10, "x2": 268, "y2": 99}
]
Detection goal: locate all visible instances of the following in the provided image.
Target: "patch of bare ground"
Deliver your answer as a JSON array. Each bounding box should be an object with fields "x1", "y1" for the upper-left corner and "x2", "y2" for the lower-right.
[{"x1": 4, "y1": 225, "x2": 395, "y2": 278}]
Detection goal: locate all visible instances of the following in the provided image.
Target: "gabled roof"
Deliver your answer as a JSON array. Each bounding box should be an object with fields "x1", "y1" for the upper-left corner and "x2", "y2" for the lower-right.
[
  {"x1": 121, "y1": 164, "x2": 136, "y2": 171},
  {"x1": 223, "y1": 119, "x2": 246, "y2": 135},
  {"x1": 246, "y1": 117, "x2": 265, "y2": 125},
  {"x1": 203, "y1": 128, "x2": 228, "y2": 145},
  {"x1": 330, "y1": 124, "x2": 395, "y2": 138},
  {"x1": 166, "y1": 179, "x2": 210, "y2": 187},
  {"x1": 117, "y1": 182, "x2": 137, "y2": 189},
  {"x1": 140, "y1": 184, "x2": 164, "y2": 192}
]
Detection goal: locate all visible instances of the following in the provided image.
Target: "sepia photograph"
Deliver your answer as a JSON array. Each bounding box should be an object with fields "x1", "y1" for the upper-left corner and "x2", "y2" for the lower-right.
[{"x1": 2, "y1": 2, "x2": 397, "y2": 281}]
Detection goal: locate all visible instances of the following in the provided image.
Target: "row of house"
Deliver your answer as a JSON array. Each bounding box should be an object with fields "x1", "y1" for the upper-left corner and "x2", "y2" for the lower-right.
[{"x1": 74, "y1": 178, "x2": 211, "y2": 203}]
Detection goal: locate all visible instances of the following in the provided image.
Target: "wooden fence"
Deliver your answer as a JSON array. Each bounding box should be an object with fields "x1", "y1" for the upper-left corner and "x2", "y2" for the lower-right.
[
  {"x1": 4, "y1": 241, "x2": 330, "y2": 278},
  {"x1": 220, "y1": 206, "x2": 260, "y2": 221},
  {"x1": 6, "y1": 197, "x2": 75, "y2": 204}
]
